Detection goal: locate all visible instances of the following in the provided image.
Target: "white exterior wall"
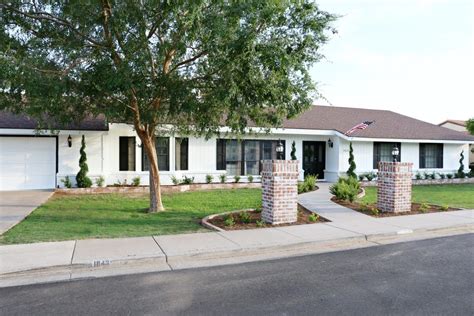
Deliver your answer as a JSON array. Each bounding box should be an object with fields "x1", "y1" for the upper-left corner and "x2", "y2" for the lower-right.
[
  {"x1": 440, "y1": 122, "x2": 474, "y2": 165},
  {"x1": 51, "y1": 123, "x2": 473, "y2": 187}
]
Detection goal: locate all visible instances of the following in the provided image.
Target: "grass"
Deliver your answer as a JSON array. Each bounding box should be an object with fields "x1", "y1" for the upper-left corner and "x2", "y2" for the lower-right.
[
  {"x1": 0, "y1": 189, "x2": 261, "y2": 245},
  {"x1": 360, "y1": 184, "x2": 474, "y2": 209}
]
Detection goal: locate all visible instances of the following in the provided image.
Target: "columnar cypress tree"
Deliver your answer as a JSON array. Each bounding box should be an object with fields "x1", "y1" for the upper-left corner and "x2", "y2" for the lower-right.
[
  {"x1": 291, "y1": 141, "x2": 297, "y2": 160},
  {"x1": 76, "y1": 135, "x2": 92, "y2": 188},
  {"x1": 347, "y1": 142, "x2": 357, "y2": 179},
  {"x1": 457, "y1": 150, "x2": 465, "y2": 178}
]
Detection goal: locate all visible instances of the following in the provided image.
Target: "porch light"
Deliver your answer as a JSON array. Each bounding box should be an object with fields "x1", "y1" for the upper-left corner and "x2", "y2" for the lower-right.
[
  {"x1": 392, "y1": 146, "x2": 400, "y2": 162},
  {"x1": 67, "y1": 135, "x2": 72, "y2": 148},
  {"x1": 328, "y1": 138, "x2": 333, "y2": 148},
  {"x1": 276, "y1": 139, "x2": 284, "y2": 160}
]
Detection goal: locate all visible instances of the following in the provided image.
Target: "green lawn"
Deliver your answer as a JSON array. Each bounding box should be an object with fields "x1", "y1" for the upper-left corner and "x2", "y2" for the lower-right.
[
  {"x1": 360, "y1": 184, "x2": 474, "y2": 209},
  {"x1": 0, "y1": 189, "x2": 262, "y2": 245}
]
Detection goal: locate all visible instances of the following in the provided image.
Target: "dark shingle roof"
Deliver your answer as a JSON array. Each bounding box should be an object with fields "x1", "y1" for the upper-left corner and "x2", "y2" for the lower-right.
[
  {"x1": 0, "y1": 111, "x2": 108, "y2": 131},
  {"x1": 280, "y1": 106, "x2": 474, "y2": 141}
]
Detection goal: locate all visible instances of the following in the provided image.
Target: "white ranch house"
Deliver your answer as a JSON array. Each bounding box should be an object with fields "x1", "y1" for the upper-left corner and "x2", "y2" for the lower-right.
[{"x1": 0, "y1": 105, "x2": 473, "y2": 190}]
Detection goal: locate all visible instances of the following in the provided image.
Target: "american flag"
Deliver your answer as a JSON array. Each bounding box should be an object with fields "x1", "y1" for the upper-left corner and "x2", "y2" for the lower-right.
[{"x1": 345, "y1": 121, "x2": 374, "y2": 135}]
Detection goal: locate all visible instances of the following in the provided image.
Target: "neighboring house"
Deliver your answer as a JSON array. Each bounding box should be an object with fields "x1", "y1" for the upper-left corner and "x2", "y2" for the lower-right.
[
  {"x1": 1, "y1": 106, "x2": 474, "y2": 191},
  {"x1": 438, "y1": 119, "x2": 474, "y2": 167}
]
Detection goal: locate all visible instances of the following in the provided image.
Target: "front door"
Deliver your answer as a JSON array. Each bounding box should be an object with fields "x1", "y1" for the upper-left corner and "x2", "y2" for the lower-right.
[{"x1": 303, "y1": 141, "x2": 326, "y2": 179}]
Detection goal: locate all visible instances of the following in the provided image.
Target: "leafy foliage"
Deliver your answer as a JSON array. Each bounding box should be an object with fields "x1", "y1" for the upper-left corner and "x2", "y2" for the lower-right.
[
  {"x1": 290, "y1": 141, "x2": 297, "y2": 160},
  {"x1": 181, "y1": 175, "x2": 195, "y2": 185},
  {"x1": 330, "y1": 177, "x2": 360, "y2": 202},
  {"x1": 76, "y1": 135, "x2": 92, "y2": 188},
  {"x1": 347, "y1": 142, "x2": 357, "y2": 178},
  {"x1": 132, "y1": 176, "x2": 141, "y2": 186},
  {"x1": 247, "y1": 175, "x2": 254, "y2": 183},
  {"x1": 95, "y1": 176, "x2": 105, "y2": 187},
  {"x1": 61, "y1": 176, "x2": 72, "y2": 188},
  {"x1": 467, "y1": 118, "x2": 474, "y2": 135},
  {"x1": 219, "y1": 174, "x2": 227, "y2": 183},
  {"x1": 205, "y1": 174, "x2": 213, "y2": 184},
  {"x1": 458, "y1": 151, "x2": 465, "y2": 178},
  {"x1": 297, "y1": 174, "x2": 318, "y2": 194}
]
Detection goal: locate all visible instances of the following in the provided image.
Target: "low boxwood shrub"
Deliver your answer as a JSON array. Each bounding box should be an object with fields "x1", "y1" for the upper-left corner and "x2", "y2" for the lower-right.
[
  {"x1": 182, "y1": 175, "x2": 195, "y2": 185},
  {"x1": 219, "y1": 174, "x2": 227, "y2": 183},
  {"x1": 247, "y1": 175, "x2": 254, "y2": 183},
  {"x1": 131, "y1": 176, "x2": 141, "y2": 186},
  {"x1": 205, "y1": 174, "x2": 213, "y2": 184},
  {"x1": 329, "y1": 177, "x2": 360, "y2": 202}
]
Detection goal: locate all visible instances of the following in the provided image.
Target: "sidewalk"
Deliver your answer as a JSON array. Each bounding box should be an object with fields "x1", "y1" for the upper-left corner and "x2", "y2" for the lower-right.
[{"x1": 1, "y1": 185, "x2": 473, "y2": 287}]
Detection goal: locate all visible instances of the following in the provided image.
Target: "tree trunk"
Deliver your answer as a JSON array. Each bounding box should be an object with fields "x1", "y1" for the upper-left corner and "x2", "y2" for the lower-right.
[{"x1": 139, "y1": 132, "x2": 165, "y2": 212}]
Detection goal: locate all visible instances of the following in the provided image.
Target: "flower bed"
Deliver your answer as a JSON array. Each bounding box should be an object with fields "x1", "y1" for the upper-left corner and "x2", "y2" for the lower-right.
[
  {"x1": 202, "y1": 204, "x2": 328, "y2": 231},
  {"x1": 55, "y1": 182, "x2": 262, "y2": 195},
  {"x1": 361, "y1": 177, "x2": 474, "y2": 187},
  {"x1": 332, "y1": 197, "x2": 461, "y2": 217}
]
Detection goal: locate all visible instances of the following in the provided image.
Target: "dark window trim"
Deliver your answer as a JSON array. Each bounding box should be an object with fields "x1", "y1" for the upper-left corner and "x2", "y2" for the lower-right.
[
  {"x1": 419, "y1": 143, "x2": 443, "y2": 169},
  {"x1": 175, "y1": 137, "x2": 189, "y2": 171},
  {"x1": 141, "y1": 137, "x2": 170, "y2": 171},
  {"x1": 119, "y1": 136, "x2": 136, "y2": 171},
  {"x1": 373, "y1": 142, "x2": 401, "y2": 169}
]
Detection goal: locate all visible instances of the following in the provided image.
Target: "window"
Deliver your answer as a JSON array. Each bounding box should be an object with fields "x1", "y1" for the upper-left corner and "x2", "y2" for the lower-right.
[
  {"x1": 175, "y1": 138, "x2": 188, "y2": 170},
  {"x1": 216, "y1": 139, "x2": 285, "y2": 175},
  {"x1": 142, "y1": 137, "x2": 170, "y2": 171},
  {"x1": 119, "y1": 137, "x2": 136, "y2": 171},
  {"x1": 419, "y1": 143, "x2": 443, "y2": 168},
  {"x1": 373, "y1": 142, "x2": 401, "y2": 169}
]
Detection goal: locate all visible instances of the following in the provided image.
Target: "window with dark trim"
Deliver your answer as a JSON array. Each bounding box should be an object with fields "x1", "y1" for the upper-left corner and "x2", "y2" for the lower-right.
[
  {"x1": 175, "y1": 138, "x2": 188, "y2": 171},
  {"x1": 119, "y1": 137, "x2": 136, "y2": 171},
  {"x1": 419, "y1": 143, "x2": 443, "y2": 169},
  {"x1": 373, "y1": 142, "x2": 401, "y2": 169},
  {"x1": 142, "y1": 137, "x2": 170, "y2": 171},
  {"x1": 216, "y1": 139, "x2": 285, "y2": 175}
]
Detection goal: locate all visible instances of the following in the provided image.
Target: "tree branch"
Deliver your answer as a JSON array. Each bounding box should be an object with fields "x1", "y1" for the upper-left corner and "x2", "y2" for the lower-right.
[{"x1": 169, "y1": 51, "x2": 207, "y2": 73}]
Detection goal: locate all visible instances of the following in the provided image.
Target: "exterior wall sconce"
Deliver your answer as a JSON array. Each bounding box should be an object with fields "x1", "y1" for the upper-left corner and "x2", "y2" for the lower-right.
[
  {"x1": 392, "y1": 145, "x2": 400, "y2": 162},
  {"x1": 276, "y1": 139, "x2": 284, "y2": 160},
  {"x1": 67, "y1": 135, "x2": 72, "y2": 148},
  {"x1": 328, "y1": 138, "x2": 334, "y2": 148}
]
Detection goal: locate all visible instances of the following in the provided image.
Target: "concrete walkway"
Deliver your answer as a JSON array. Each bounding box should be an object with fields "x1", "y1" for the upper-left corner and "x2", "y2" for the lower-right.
[
  {"x1": 0, "y1": 190, "x2": 53, "y2": 234},
  {"x1": 0, "y1": 185, "x2": 472, "y2": 287}
]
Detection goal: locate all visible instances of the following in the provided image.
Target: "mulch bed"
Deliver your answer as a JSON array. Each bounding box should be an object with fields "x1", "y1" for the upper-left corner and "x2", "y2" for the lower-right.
[
  {"x1": 331, "y1": 197, "x2": 461, "y2": 217},
  {"x1": 207, "y1": 204, "x2": 328, "y2": 230}
]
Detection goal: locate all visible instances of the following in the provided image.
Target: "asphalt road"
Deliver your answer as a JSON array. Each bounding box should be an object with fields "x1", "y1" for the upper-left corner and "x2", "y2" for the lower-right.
[{"x1": 1, "y1": 234, "x2": 473, "y2": 315}]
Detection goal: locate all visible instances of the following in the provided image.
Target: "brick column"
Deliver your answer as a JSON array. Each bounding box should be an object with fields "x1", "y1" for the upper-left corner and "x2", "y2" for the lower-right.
[
  {"x1": 261, "y1": 160, "x2": 299, "y2": 224},
  {"x1": 377, "y1": 162, "x2": 413, "y2": 213}
]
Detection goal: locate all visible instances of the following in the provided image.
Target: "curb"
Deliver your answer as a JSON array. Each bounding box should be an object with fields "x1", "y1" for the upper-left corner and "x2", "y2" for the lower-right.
[{"x1": 1, "y1": 224, "x2": 472, "y2": 288}]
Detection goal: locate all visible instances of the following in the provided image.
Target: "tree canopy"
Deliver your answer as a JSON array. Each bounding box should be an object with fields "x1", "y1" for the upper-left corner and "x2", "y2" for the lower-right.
[
  {"x1": 0, "y1": 1, "x2": 337, "y2": 211},
  {"x1": 467, "y1": 118, "x2": 474, "y2": 135}
]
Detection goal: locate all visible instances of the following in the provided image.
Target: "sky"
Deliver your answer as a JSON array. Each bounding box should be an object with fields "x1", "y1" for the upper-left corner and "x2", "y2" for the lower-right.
[{"x1": 311, "y1": 0, "x2": 474, "y2": 124}]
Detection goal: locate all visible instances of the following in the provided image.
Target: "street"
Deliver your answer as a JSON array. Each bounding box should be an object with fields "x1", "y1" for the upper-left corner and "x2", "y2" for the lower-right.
[{"x1": 1, "y1": 234, "x2": 473, "y2": 315}]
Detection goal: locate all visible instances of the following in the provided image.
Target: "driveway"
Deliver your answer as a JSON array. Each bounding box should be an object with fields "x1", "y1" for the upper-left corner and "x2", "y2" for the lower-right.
[{"x1": 0, "y1": 190, "x2": 53, "y2": 234}]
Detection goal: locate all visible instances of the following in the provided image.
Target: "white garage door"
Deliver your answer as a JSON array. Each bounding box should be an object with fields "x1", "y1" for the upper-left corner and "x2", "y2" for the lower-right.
[{"x1": 0, "y1": 137, "x2": 56, "y2": 190}]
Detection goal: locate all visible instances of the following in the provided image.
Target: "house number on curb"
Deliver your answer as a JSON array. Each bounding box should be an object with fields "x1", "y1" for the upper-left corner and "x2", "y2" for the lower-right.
[{"x1": 92, "y1": 259, "x2": 112, "y2": 267}]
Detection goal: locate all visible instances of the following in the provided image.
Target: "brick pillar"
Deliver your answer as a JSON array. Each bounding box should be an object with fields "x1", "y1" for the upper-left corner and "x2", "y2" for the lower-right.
[
  {"x1": 261, "y1": 160, "x2": 299, "y2": 224},
  {"x1": 377, "y1": 162, "x2": 413, "y2": 213}
]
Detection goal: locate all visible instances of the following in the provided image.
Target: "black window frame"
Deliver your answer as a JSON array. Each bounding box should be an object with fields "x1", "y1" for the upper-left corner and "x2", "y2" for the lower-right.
[
  {"x1": 142, "y1": 137, "x2": 170, "y2": 171},
  {"x1": 216, "y1": 139, "x2": 286, "y2": 175},
  {"x1": 373, "y1": 142, "x2": 401, "y2": 169},
  {"x1": 175, "y1": 137, "x2": 189, "y2": 171},
  {"x1": 119, "y1": 136, "x2": 136, "y2": 171},
  {"x1": 419, "y1": 143, "x2": 443, "y2": 169}
]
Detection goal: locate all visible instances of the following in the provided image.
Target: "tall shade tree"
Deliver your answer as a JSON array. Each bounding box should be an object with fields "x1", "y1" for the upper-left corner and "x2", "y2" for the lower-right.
[
  {"x1": 0, "y1": 1, "x2": 336, "y2": 212},
  {"x1": 467, "y1": 118, "x2": 474, "y2": 135}
]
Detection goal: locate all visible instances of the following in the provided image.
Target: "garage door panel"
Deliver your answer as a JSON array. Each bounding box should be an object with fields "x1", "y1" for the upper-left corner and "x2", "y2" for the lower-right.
[{"x1": 0, "y1": 137, "x2": 56, "y2": 190}]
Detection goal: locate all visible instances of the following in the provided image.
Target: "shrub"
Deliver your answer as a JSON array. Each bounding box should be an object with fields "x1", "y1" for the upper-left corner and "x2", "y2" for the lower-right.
[
  {"x1": 415, "y1": 172, "x2": 422, "y2": 180},
  {"x1": 247, "y1": 175, "x2": 254, "y2": 183},
  {"x1": 346, "y1": 142, "x2": 357, "y2": 179},
  {"x1": 304, "y1": 174, "x2": 317, "y2": 191},
  {"x1": 298, "y1": 182, "x2": 308, "y2": 194},
  {"x1": 131, "y1": 176, "x2": 141, "y2": 186},
  {"x1": 219, "y1": 174, "x2": 227, "y2": 183},
  {"x1": 366, "y1": 172, "x2": 376, "y2": 181},
  {"x1": 290, "y1": 141, "x2": 297, "y2": 160},
  {"x1": 234, "y1": 175, "x2": 241, "y2": 183},
  {"x1": 457, "y1": 151, "x2": 465, "y2": 178},
  {"x1": 61, "y1": 176, "x2": 72, "y2": 188},
  {"x1": 439, "y1": 173, "x2": 446, "y2": 179},
  {"x1": 95, "y1": 176, "x2": 105, "y2": 187},
  {"x1": 370, "y1": 206, "x2": 379, "y2": 216},
  {"x1": 329, "y1": 177, "x2": 360, "y2": 202},
  {"x1": 205, "y1": 174, "x2": 213, "y2": 184},
  {"x1": 223, "y1": 214, "x2": 235, "y2": 227},
  {"x1": 308, "y1": 213, "x2": 319, "y2": 222},
  {"x1": 359, "y1": 202, "x2": 369, "y2": 212},
  {"x1": 447, "y1": 173, "x2": 454, "y2": 179},
  {"x1": 76, "y1": 135, "x2": 92, "y2": 188},
  {"x1": 171, "y1": 175, "x2": 180, "y2": 185},
  {"x1": 419, "y1": 203, "x2": 429, "y2": 213},
  {"x1": 470, "y1": 169, "x2": 474, "y2": 178},
  {"x1": 422, "y1": 172, "x2": 429, "y2": 180},
  {"x1": 256, "y1": 220, "x2": 265, "y2": 228},
  {"x1": 429, "y1": 172, "x2": 436, "y2": 180},
  {"x1": 239, "y1": 211, "x2": 251, "y2": 224},
  {"x1": 440, "y1": 205, "x2": 449, "y2": 211},
  {"x1": 358, "y1": 174, "x2": 366, "y2": 181},
  {"x1": 182, "y1": 175, "x2": 195, "y2": 184},
  {"x1": 254, "y1": 207, "x2": 262, "y2": 213}
]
